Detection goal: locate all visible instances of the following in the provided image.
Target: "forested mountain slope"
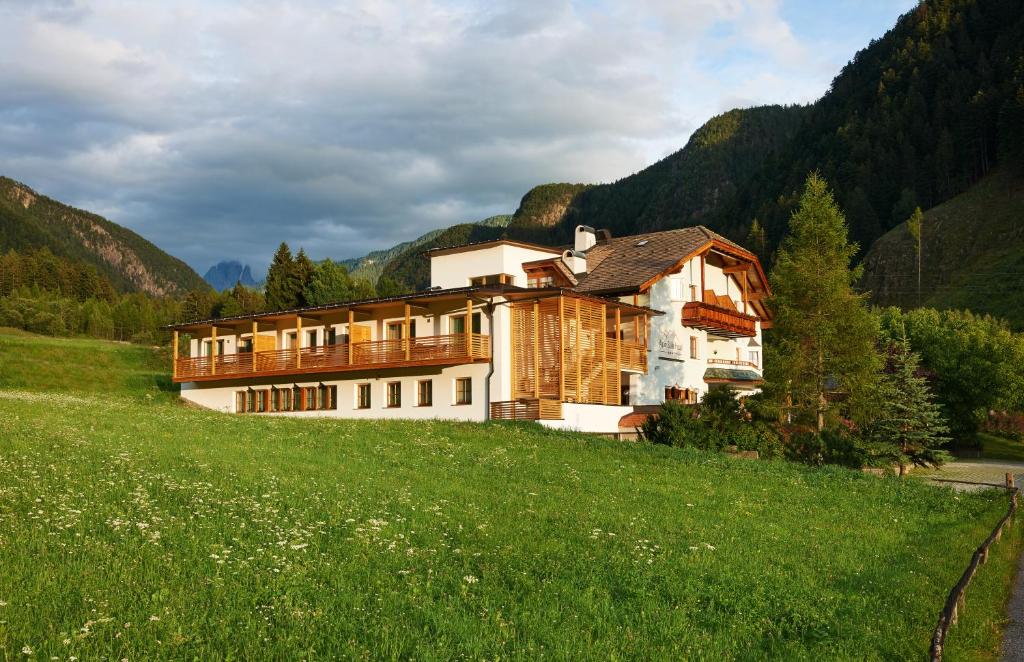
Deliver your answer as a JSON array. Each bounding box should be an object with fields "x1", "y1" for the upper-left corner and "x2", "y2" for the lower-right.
[
  {"x1": 0, "y1": 177, "x2": 206, "y2": 296},
  {"x1": 862, "y1": 168, "x2": 1024, "y2": 329},
  {"x1": 506, "y1": 0, "x2": 1024, "y2": 252}
]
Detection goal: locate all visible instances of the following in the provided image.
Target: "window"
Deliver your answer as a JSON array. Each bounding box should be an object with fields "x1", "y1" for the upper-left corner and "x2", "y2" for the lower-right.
[
  {"x1": 749, "y1": 351, "x2": 760, "y2": 367},
  {"x1": 239, "y1": 338, "x2": 254, "y2": 353},
  {"x1": 670, "y1": 276, "x2": 685, "y2": 301},
  {"x1": 455, "y1": 377, "x2": 472, "y2": 405},
  {"x1": 286, "y1": 332, "x2": 297, "y2": 350},
  {"x1": 417, "y1": 380, "x2": 433, "y2": 407},
  {"x1": 689, "y1": 336, "x2": 699, "y2": 360},
  {"x1": 240, "y1": 386, "x2": 336, "y2": 414},
  {"x1": 356, "y1": 383, "x2": 371, "y2": 409},
  {"x1": 386, "y1": 320, "x2": 417, "y2": 340},
  {"x1": 690, "y1": 285, "x2": 698, "y2": 302},
  {"x1": 307, "y1": 330, "x2": 318, "y2": 347},
  {"x1": 203, "y1": 339, "x2": 226, "y2": 356},
  {"x1": 527, "y1": 274, "x2": 555, "y2": 288},
  {"x1": 470, "y1": 274, "x2": 513, "y2": 286},
  {"x1": 386, "y1": 382, "x2": 402, "y2": 408},
  {"x1": 326, "y1": 328, "x2": 337, "y2": 345},
  {"x1": 665, "y1": 386, "x2": 697, "y2": 404},
  {"x1": 450, "y1": 313, "x2": 481, "y2": 334}
]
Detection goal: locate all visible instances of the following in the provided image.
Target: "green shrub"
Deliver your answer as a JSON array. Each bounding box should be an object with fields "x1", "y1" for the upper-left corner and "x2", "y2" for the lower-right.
[{"x1": 639, "y1": 401, "x2": 725, "y2": 450}]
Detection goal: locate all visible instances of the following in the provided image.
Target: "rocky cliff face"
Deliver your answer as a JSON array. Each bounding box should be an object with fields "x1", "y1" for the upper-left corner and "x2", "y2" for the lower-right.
[{"x1": 0, "y1": 177, "x2": 207, "y2": 296}]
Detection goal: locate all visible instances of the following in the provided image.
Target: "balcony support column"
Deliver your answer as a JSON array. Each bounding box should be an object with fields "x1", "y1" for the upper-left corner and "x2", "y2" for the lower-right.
[
  {"x1": 700, "y1": 253, "x2": 706, "y2": 303},
  {"x1": 172, "y1": 330, "x2": 178, "y2": 380},
  {"x1": 295, "y1": 316, "x2": 302, "y2": 369},
  {"x1": 615, "y1": 309, "x2": 621, "y2": 405},
  {"x1": 557, "y1": 297, "x2": 565, "y2": 402},
  {"x1": 600, "y1": 304, "x2": 608, "y2": 404},
  {"x1": 466, "y1": 298, "x2": 473, "y2": 358},
  {"x1": 404, "y1": 303, "x2": 411, "y2": 361},
  {"x1": 252, "y1": 321, "x2": 258, "y2": 372},
  {"x1": 211, "y1": 327, "x2": 217, "y2": 376},
  {"x1": 347, "y1": 309, "x2": 354, "y2": 365}
]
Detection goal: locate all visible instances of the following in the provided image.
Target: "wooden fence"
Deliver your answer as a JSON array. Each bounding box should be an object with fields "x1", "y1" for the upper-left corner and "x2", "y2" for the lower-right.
[{"x1": 929, "y1": 474, "x2": 1019, "y2": 661}]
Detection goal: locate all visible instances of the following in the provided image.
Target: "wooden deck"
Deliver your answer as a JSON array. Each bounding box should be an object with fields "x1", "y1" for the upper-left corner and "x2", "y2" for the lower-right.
[
  {"x1": 174, "y1": 333, "x2": 490, "y2": 383},
  {"x1": 681, "y1": 301, "x2": 758, "y2": 338}
]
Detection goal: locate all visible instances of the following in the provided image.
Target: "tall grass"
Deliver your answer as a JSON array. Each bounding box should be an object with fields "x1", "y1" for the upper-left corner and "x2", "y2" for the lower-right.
[{"x1": 0, "y1": 329, "x2": 1018, "y2": 659}]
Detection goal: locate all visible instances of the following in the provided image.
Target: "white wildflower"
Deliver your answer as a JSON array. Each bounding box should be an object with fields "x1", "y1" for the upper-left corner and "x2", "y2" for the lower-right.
[{"x1": 463, "y1": 575, "x2": 478, "y2": 584}]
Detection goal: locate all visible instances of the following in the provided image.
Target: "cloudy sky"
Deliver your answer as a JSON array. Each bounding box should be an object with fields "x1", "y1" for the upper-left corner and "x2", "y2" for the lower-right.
[{"x1": 0, "y1": 0, "x2": 915, "y2": 277}]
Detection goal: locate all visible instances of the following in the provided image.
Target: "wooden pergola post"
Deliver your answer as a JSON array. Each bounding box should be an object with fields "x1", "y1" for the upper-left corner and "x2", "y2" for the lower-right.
[
  {"x1": 172, "y1": 330, "x2": 178, "y2": 380},
  {"x1": 575, "y1": 298, "x2": 582, "y2": 401},
  {"x1": 614, "y1": 308, "x2": 621, "y2": 405},
  {"x1": 347, "y1": 309, "x2": 354, "y2": 365},
  {"x1": 465, "y1": 298, "x2": 474, "y2": 357},
  {"x1": 295, "y1": 316, "x2": 302, "y2": 369},
  {"x1": 700, "y1": 253, "x2": 706, "y2": 302},
  {"x1": 532, "y1": 300, "x2": 540, "y2": 399},
  {"x1": 557, "y1": 297, "x2": 565, "y2": 402},
  {"x1": 600, "y1": 303, "x2": 608, "y2": 404},
  {"x1": 742, "y1": 274, "x2": 748, "y2": 315},
  {"x1": 404, "y1": 302, "x2": 411, "y2": 361},
  {"x1": 510, "y1": 303, "x2": 517, "y2": 398},
  {"x1": 210, "y1": 326, "x2": 217, "y2": 376},
  {"x1": 251, "y1": 320, "x2": 258, "y2": 372}
]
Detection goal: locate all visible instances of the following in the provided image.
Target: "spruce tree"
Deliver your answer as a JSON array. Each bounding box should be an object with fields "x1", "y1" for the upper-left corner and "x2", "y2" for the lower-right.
[
  {"x1": 867, "y1": 332, "x2": 950, "y2": 469},
  {"x1": 766, "y1": 173, "x2": 879, "y2": 431},
  {"x1": 293, "y1": 249, "x2": 316, "y2": 306},
  {"x1": 264, "y1": 242, "x2": 298, "y2": 311}
]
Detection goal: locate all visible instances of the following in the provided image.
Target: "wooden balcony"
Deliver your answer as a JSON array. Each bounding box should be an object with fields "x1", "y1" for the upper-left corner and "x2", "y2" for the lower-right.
[
  {"x1": 681, "y1": 302, "x2": 757, "y2": 338},
  {"x1": 173, "y1": 333, "x2": 490, "y2": 383}
]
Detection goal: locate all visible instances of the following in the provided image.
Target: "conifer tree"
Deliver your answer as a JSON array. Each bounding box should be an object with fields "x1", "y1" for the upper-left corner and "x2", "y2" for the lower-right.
[
  {"x1": 867, "y1": 331, "x2": 950, "y2": 469},
  {"x1": 264, "y1": 242, "x2": 299, "y2": 311},
  {"x1": 292, "y1": 249, "x2": 316, "y2": 306},
  {"x1": 766, "y1": 173, "x2": 879, "y2": 431},
  {"x1": 906, "y1": 207, "x2": 924, "y2": 306}
]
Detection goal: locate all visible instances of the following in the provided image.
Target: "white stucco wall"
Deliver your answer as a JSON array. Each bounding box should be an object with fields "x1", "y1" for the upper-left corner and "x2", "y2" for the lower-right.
[
  {"x1": 429, "y1": 244, "x2": 561, "y2": 289},
  {"x1": 629, "y1": 258, "x2": 763, "y2": 405},
  {"x1": 180, "y1": 362, "x2": 491, "y2": 421},
  {"x1": 538, "y1": 403, "x2": 634, "y2": 434}
]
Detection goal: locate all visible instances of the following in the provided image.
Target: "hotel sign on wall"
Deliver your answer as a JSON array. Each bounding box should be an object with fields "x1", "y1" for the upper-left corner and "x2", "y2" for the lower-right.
[{"x1": 656, "y1": 329, "x2": 686, "y2": 361}]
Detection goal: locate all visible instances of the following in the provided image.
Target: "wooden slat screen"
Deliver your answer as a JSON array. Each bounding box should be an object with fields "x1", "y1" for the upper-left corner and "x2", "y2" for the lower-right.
[{"x1": 512, "y1": 296, "x2": 645, "y2": 406}]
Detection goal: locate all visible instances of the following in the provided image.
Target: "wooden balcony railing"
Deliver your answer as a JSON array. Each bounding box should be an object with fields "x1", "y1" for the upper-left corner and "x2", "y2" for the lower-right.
[
  {"x1": 490, "y1": 398, "x2": 563, "y2": 421},
  {"x1": 618, "y1": 340, "x2": 648, "y2": 373},
  {"x1": 174, "y1": 333, "x2": 490, "y2": 383},
  {"x1": 682, "y1": 302, "x2": 758, "y2": 338},
  {"x1": 707, "y1": 358, "x2": 760, "y2": 370}
]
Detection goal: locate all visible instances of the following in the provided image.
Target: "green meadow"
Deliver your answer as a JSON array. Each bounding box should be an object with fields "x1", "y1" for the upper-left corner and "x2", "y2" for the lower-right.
[{"x1": 0, "y1": 329, "x2": 1019, "y2": 660}]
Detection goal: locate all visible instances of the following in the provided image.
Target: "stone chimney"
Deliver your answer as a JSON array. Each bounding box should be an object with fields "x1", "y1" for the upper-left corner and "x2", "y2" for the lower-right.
[{"x1": 575, "y1": 225, "x2": 597, "y2": 252}]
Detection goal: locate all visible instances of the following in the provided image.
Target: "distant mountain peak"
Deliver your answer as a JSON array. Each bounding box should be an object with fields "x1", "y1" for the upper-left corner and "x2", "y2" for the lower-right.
[{"x1": 203, "y1": 260, "x2": 260, "y2": 291}]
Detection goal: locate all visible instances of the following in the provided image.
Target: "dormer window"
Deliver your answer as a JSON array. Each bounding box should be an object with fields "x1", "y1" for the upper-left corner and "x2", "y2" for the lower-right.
[
  {"x1": 528, "y1": 274, "x2": 555, "y2": 288},
  {"x1": 469, "y1": 274, "x2": 514, "y2": 286}
]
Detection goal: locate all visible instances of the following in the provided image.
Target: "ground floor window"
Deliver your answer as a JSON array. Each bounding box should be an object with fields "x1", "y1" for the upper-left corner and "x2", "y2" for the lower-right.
[
  {"x1": 238, "y1": 385, "x2": 336, "y2": 414},
  {"x1": 357, "y1": 383, "x2": 371, "y2": 409},
  {"x1": 665, "y1": 385, "x2": 697, "y2": 404},
  {"x1": 455, "y1": 377, "x2": 472, "y2": 405},
  {"x1": 386, "y1": 381, "x2": 402, "y2": 408},
  {"x1": 417, "y1": 379, "x2": 433, "y2": 406}
]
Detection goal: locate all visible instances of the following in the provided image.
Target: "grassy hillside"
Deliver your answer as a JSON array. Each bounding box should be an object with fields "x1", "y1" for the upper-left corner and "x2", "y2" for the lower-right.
[
  {"x1": 0, "y1": 329, "x2": 1020, "y2": 659},
  {"x1": 862, "y1": 168, "x2": 1024, "y2": 329},
  {"x1": 0, "y1": 177, "x2": 207, "y2": 296},
  {"x1": 377, "y1": 219, "x2": 509, "y2": 292}
]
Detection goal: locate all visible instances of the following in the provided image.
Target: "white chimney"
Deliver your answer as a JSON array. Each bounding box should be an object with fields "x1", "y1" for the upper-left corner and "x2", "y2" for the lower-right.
[
  {"x1": 562, "y1": 249, "x2": 587, "y2": 275},
  {"x1": 575, "y1": 225, "x2": 597, "y2": 252}
]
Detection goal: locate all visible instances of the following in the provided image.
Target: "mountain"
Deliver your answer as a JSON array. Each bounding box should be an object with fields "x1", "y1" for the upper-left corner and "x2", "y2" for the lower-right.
[
  {"x1": 507, "y1": 0, "x2": 1024, "y2": 257},
  {"x1": 340, "y1": 215, "x2": 512, "y2": 289},
  {"x1": 0, "y1": 177, "x2": 207, "y2": 296},
  {"x1": 203, "y1": 261, "x2": 260, "y2": 291},
  {"x1": 505, "y1": 106, "x2": 804, "y2": 245},
  {"x1": 862, "y1": 167, "x2": 1024, "y2": 329}
]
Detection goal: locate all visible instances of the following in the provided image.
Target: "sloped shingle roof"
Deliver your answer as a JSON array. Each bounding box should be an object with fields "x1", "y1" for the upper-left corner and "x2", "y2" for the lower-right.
[{"x1": 574, "y1": 226, "x2": 747, "y2": 294}]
